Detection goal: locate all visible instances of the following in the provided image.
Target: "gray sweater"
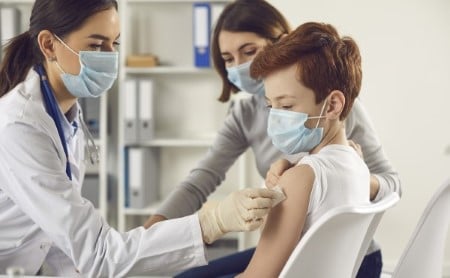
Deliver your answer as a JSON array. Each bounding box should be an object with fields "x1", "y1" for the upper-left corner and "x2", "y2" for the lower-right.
[{"x1": 156, "y1": 94, "x2": 401, "y2": 219}]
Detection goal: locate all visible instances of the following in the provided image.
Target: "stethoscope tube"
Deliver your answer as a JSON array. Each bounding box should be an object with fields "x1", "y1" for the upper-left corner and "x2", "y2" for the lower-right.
[{"x1": 34, "y1": 64, "x2": 72, "y2": 180}]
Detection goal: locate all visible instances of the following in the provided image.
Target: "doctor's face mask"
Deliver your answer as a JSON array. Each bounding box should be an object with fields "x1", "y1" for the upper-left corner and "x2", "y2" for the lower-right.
[{"x1": 54, "y1": 35, "x2": 118, "y2": 98}]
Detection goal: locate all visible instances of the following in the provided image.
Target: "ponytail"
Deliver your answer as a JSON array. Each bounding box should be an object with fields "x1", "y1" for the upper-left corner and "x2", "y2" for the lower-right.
[{"x1": 0, "y1": 31, "x2": 38, "y2": 97}]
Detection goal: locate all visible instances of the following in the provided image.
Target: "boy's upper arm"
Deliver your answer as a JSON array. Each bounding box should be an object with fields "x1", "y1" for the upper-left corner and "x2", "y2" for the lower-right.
[{"x1": 242, "y1": 164, "x2": 315, "y2": 277}]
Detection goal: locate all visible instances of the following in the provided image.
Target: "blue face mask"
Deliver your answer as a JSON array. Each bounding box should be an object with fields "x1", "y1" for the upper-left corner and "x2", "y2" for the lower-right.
[
  {"x1": 226, "y1": 60, "x2": 265, "y2": 96},
  {"x1": 267, "y1": 101, "x2": 327, "y2": 154},
  {"x1": 54, "y1": 35, "x2": 118, "y2": 98}
]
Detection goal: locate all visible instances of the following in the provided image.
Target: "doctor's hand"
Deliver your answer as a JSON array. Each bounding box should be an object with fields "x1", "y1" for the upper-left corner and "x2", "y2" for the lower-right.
[
  {"x1": 198, "y1": 188, "x2": 284, "y2": 244},
  {"x1": 265, "y1": 159, "x2": 293, "y2": 188}
]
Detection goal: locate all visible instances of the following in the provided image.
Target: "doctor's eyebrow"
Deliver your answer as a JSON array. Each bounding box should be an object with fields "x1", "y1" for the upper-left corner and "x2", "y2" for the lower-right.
[{"x1": 87, "y1": 33, "x2": 121, "y2": 41}]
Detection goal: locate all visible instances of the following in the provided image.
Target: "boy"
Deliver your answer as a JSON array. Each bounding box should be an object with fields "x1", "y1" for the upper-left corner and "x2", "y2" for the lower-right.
[{"x1": 239, "y1": 22, "x2": 370, "y2": 277}]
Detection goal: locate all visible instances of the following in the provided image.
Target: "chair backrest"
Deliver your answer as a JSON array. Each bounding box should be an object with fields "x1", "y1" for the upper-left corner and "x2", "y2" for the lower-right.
[
  {"x1": 279, "y1": 192, "x2": 400, "y2": 278},
  {"x1": 392, "y1": 177, "x2": 450, "y2": 278},
  {"x1": 351, "y1": 193, "x2": 399, "y2": 278}
]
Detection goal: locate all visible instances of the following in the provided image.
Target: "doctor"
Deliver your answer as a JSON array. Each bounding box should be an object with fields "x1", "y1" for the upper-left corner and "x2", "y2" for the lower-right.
[{"x1": 0, "y1": 0, "x2": 283, "y2": 277}]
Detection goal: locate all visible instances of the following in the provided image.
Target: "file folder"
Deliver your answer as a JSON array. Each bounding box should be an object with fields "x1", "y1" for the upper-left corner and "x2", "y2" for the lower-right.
[
  {"x1": 127, "y1": 147, "x2": 159, "y2": 209},
  {"x1": 193, "y1": 3, "x2": 211, "y2": 68},
  {"x1": 124, "y1": 79, "x2": 138, "y2": 144},
  {"x1": 138, "y1": 79, "x2": 154, "y2": 142}
]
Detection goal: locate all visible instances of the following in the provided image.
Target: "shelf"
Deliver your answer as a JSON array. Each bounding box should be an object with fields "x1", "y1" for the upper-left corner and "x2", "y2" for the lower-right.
[
  {"x1": 132, "y1": 138, "x2": 214, "y2": 147},
  {"x1": 124, "y1": 66, "x2": 215, "y2": 75},
  {"x1": 124, "y1": 201, "x2": 161, "y2": 215},
  {"x1": 128, "y1": 0, "x2": 227, "y2": 3},
  {"x1": 0, "y1": 0, "x2": 34, "y2": 3},
  {"x1": 126, "y1": 132, "x2": 217, "y2": 147}
]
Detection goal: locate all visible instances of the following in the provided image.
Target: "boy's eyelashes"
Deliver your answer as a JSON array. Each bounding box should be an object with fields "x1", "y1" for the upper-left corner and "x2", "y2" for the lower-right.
[{"x1": 265, "y1": 104, "x2": 294, "y2": 110}]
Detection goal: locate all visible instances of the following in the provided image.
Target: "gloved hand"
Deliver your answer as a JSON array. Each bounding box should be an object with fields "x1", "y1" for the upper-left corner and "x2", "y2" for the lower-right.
[{"x1": 198, "y1": 188, "x2": 285, "y2": 244}]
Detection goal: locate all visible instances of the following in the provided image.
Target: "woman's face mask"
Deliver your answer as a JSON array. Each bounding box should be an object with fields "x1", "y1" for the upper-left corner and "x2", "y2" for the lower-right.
[
  {"x1": 54, "y1": 35, "x2": 118, "y2": 98},
  {"x1": 226, "y1": 60, "x2": 265, "y2": 96}
]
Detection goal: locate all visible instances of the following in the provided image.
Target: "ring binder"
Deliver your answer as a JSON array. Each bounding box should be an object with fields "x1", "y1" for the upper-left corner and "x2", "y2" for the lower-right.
[{"x1": 193, "y1": 3, "x2": 211, "y2": 68}]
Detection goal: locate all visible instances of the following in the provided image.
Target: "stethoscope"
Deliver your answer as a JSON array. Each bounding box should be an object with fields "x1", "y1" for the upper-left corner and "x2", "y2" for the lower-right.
[{"x1": 34, "y1": 64, "x2": 99, "y2": 180}]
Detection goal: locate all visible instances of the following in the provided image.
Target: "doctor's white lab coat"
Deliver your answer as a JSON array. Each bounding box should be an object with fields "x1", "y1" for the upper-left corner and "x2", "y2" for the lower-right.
[{"x1": 0, "y1": 69, "x2": 207, "y2": 277}]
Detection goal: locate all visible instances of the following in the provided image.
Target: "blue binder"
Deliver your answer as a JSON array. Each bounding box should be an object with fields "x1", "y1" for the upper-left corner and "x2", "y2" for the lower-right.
[{"x1": 193, "y1": 3, "x2": 211, "y2": 68}]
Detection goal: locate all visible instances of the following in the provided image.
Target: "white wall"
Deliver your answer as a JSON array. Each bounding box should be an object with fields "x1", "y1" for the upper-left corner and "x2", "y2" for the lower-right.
[{"x1": 267, "y1": 0, "x2": 450, "y2": 274}]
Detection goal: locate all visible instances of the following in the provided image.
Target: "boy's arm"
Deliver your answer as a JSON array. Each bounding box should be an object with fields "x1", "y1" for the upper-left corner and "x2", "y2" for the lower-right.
[{"x1": 239, "y1": 164, "x2": 315, "y2": 277}]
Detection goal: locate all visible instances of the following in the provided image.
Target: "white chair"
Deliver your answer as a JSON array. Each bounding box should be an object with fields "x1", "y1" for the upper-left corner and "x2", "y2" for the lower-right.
[
  {"x1": 279, "y1": 192, "x2": 400, "y2": 278},
  {"x1": 382, "y1": 177, "x2": 450, "y2": 278},
  {"x1": 351, "y1": 192, "x2": 402, "y2": 278}
]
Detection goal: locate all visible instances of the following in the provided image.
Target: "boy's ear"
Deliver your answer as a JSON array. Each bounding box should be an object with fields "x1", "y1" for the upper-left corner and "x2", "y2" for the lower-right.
[{"x1": 326, "y1": 90, "x2": 345, "y2": 120}]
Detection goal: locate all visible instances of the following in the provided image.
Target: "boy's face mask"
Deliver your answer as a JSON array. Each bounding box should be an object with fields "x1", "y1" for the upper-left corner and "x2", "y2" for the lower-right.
[
  {"x1": 54, "y1": 35, "x2": 118, "y2": 98},
  {"x1": 267, "y1": 101, "x2": 327, "y2": 154},
  {"x1": 226, "y1": 60, "x2": 265, "y2": 96}
]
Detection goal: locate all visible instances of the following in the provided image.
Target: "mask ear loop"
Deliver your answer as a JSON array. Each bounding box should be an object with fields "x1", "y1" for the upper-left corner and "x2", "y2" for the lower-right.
[
  {"x1": 308, "y1": 99, "x2": 328, "y2": 128},
  {"x1": 315, "y1": 100, "x2": 328, "y2": 128},
  {"x1": 54, "y1": 34, "x2": 80, "y2": 56},
  {"x1": 53, "y1": 34, "x2": 82, "y2": 75},
  {"x1": 54, "y1": 60, "x2": 67, "y2": 74}
]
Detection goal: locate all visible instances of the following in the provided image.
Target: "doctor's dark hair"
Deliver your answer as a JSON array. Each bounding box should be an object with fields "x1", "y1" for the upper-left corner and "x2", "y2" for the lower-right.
[
  {"x1": 250, "y1": 22, "x2": 362, "y2": 120},
  {"x1": 211, "y1": 0, "x2": 291, "y2": 102},
  {"x1": 0, "y1": 0, "x2": 118, "y2": 97}
]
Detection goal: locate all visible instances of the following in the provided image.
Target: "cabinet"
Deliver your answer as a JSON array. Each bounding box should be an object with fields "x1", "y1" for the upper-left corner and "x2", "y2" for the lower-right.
[
  {"x1": 0, "y1": 0, "x2": 109, "y2": 219},
  {"x1": 117, "y1": 0, "x2": 257, "y2": 251}
]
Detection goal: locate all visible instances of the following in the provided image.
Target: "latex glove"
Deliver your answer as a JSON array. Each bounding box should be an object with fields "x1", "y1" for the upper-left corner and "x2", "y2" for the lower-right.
[
  {"x1": 265, "y1": 159, "x2": 293, "y2": 188},
  {"x1": 198, "y1": 188, "x2": 285, "y2": 244}
]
